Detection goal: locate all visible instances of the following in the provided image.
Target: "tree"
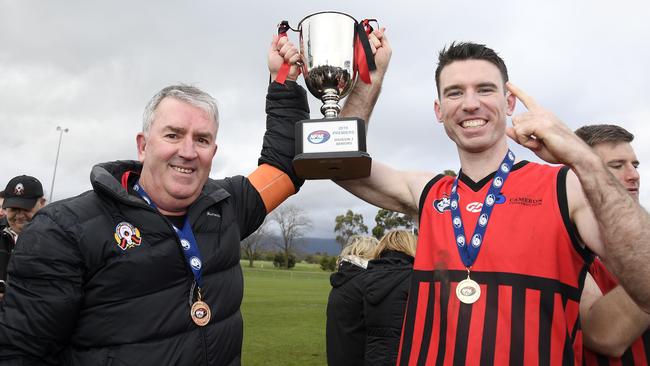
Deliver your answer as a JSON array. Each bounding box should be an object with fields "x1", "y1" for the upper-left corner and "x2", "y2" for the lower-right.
[
  {"x1": 443, "y1": 169, "x2": 457, "y2": 177},
  {"x1": 270, "y1": 205, "x2": 312, "y2": 269},
  {"x1": 319, "y1": 255, "x2": 337, "y2": 271},
  {"x1": 372, "y1": 209, "x2": 417, "y2": 239},
  {"x1": 273, "y1": 252, "x2": 296, "y2": 269},
  {"x1": 241, "y1": 217, "x2": 271, "y2": 267},
  {"x1": 334, "y1": 209, "x2": 368, "y2": 250}
]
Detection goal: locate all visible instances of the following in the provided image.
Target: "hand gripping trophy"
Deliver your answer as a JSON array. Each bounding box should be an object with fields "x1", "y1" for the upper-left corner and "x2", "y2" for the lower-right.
[{"x1": 275, "y1": 11, "x2": 377, "y2": 180}]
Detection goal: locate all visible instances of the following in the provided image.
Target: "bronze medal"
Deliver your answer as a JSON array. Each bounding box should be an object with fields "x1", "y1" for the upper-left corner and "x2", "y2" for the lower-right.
[
  {"x1": 456, "y1": 278, "x2": 481, "y2": 304},
  {"x1": 191, "y1": 300, "x2": 211, "y2": 326}
]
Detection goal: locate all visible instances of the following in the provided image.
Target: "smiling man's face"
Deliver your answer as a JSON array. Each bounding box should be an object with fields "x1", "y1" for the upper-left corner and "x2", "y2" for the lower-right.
[{"x1": 137, "y1": 97, "x2": 218, "y2": 214}]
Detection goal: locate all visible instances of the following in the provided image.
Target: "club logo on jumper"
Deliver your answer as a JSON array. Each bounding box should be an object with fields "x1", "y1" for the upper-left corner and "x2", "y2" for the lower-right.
[
  {"x1": 509, "y1": 196, "x2": 543, "y2": 206},
  {"x1": 14, "y1": 183, "x2": 24, "y2": 195},
  {"x1": 466, "y1": 202, "x2": 483, "y2": 213},
  {"x1": 466, "y1": 193, "x2": 506, "y2": 213},
  {"x1": 114, "y1": 222, "x2": 142, "y2": 251},
  {"x1": 433, "y1": 195, "x2": 451, "y2": 213},
  {"x1": 307, "y1": 130, "x2": 330, "y2": 144}
]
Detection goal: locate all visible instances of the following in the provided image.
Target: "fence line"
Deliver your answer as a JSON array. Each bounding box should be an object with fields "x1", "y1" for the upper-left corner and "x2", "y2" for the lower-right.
[{"x1": 242, "y1": 267, "x2": 331, "y2": 281}]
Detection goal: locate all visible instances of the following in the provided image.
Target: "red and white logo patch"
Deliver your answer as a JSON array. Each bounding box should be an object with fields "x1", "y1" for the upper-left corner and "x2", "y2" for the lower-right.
[
  {"x1": 114, "y1": 222, "x2": 142, "y2": 250},
  {"x1": 465, "y1": 202, "x2": 483, "y2": 213}
]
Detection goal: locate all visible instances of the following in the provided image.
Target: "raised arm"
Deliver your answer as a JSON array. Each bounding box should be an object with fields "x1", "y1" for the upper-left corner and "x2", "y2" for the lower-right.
[
  {"x1": 335, "y1": 29, "x2": 432, "y2": 217},
  {"x1": 507, "y1": 82, "x2": 650, "y2": 311},
  {"x1": 249, "y1": 35, "x2": 309, "y2": 213}
]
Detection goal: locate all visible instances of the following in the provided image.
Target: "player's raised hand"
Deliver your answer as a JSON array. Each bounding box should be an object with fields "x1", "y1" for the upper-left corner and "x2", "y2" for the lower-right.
[
  {"x1": 367, "y1": 28, "x2": 391, "y2": 81},
  {"x1": 506, "y1": 82, "x2": 592, "y2": 165}
]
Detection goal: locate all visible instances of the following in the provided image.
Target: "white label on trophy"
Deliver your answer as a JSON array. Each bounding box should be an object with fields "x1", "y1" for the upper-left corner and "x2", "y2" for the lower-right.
[{"x1": 302, "y1": 120, "x2": 359, "y2": 153}]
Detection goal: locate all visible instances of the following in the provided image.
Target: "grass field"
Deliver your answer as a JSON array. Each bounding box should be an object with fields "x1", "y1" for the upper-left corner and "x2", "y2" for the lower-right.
[{"x1": 241, "y1": 260, "x2": 332, "y2": 366}]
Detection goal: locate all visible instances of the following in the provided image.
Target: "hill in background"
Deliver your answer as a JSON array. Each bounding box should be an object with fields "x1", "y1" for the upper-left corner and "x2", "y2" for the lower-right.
[
  {"x1": 298, "y1": 237, "x2": 340, "y2": 256},
  {"x1": 261, "y1": 236, "x2": 340, "y2": 256}
]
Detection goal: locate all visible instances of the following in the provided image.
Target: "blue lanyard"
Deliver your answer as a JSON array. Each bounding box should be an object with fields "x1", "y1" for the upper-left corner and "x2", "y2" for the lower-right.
[
  {"x1": 450, "y1": 150, "x2": 515, "y2": 268},
  {"x1": 133, "y1": 181, "x2": 204, "y2": 289}
]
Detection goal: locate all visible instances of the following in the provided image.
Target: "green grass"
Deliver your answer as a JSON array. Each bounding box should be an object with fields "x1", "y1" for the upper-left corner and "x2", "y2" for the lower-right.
[
  {"x1": 241, "y1": 261, "x2": 332, "y2": 365},
  {"x1": 241, "y1": 260, "x2": 325, "y2": 272}
]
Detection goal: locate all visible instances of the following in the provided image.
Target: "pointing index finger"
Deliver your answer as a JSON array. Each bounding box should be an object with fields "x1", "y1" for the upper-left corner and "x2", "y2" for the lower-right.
[{"x1": 506, "y1": 82, "x2": 539, "y2": 111}]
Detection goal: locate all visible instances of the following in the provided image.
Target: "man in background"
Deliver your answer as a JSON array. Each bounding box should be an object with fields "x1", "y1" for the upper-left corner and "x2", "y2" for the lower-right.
[
  {"x1": 576, "y1": 124, "x2": 650, "y2": 364},
  {"x1": 0, "y1": 190, "x2": 6, "y2": 223},
  {"x1": 0, "y1": 175, "x2": 46, "y2": 297}
]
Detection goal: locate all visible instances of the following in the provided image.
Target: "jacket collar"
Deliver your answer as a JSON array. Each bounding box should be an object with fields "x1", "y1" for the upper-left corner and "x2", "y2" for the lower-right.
[{"x1": 90, "y1": 160, "x2": 231, "y2": 220}]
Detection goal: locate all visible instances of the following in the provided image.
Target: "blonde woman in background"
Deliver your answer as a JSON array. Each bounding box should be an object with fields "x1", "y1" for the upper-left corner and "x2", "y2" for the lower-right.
[
  {"x1": 363, "y1": 230, "x2": 417, "y2": 366},
  {"x1": 326, "y1": 235, "x2": 378, "y2": 366}
]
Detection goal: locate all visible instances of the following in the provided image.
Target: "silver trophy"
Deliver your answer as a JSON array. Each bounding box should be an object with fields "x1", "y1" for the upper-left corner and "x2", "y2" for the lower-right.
[{"x1": 280, "y1": 11, "x2": 376, "y2": 180}]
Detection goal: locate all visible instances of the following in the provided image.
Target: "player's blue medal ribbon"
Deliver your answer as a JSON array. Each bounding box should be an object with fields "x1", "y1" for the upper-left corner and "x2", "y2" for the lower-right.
[
  {"x1": 450, "y1": 149, "x2": 515, "y2": 304},
  {"x1": 134, "y1": 181, "x2": 212, "y2": 326}
]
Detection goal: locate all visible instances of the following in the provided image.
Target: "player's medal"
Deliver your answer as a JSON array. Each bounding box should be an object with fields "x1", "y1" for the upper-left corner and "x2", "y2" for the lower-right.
[
  {"x1": 456, "y1": 270, "x2": 481, "y2": 304},
  {"x1": 449, "y1": 150, "x2": 515, "y2": 304},
  {"x1": 191, "y1": 289, "x2": 211, "y2": 326}
]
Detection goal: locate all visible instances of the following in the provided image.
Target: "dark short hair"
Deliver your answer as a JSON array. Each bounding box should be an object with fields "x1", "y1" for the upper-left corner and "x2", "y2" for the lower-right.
[
  {"x1": 435, "y1": 42, "x2": 509, "y2": 96},
  {"x1": 575, "y1": 124, "x2": 634, "y2": 147}
]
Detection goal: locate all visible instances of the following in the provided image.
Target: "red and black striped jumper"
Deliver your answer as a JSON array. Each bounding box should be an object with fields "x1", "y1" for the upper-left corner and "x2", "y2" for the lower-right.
[{"x1": 398, "y1": 162, "x2": 593, "y2": 365}]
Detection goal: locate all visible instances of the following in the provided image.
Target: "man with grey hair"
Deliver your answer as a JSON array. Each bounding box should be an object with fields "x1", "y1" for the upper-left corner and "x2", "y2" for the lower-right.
[
  {"x1": 575, "y1": 124, "x2": 648, "y2": 364},
  {"x1": 0, "y1": 36, "x2": 307, "y2": 365}
]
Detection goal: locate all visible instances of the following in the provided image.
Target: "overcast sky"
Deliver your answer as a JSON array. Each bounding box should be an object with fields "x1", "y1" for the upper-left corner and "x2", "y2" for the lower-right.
[{"x1": 2, "y1": 1, "x2": 649, "y2": 238}]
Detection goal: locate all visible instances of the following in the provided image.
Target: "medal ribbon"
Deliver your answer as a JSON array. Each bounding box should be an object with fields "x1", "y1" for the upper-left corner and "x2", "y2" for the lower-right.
[
  {"x1": 133, "y1": 181, "x2": 205, "y2": 289},
  {"x1": 450, "y1": 150, "x2": 515, "y2": 268}
]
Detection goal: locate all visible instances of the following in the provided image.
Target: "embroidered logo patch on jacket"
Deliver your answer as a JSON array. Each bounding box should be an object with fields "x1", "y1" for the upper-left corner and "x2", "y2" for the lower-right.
[{"x1": 114, "y1": 222, "x2": 142, "y2": 250}]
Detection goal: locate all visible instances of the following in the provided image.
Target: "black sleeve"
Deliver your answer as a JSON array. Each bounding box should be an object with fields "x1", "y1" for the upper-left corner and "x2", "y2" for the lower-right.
[
  {"x1": 0, "y1": 211, "x2": 84, "y2": 364},
  {"x1": 0, "y1": 236, "x2": 11, "y2": 289},
  {"x1": 219, "y1": 176, "x2": 267, "y2": 240},
  {"x1": 258, "y1": 80, "x2": 310, "y2": 192}
]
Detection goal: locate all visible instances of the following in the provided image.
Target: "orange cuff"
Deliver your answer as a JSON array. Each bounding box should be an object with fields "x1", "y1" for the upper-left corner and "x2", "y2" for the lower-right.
[{"x1": 248, "y1": 164, "x2": 296, "y2": 213}]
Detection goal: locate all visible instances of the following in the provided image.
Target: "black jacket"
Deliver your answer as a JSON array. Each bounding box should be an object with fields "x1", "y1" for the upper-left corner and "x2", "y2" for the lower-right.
[
  {"x1": 0, "y1": 81, "x2": 309, "y2": 366},
  {"x1": 0, "y1": 226, "x2": 14, "y2": 292},
  {"x1": 363, "y1": 251, "x2": 414, "y2": 366},
  {"x1": 326, "y1": 261, "x2": 368, "y2": 366}
]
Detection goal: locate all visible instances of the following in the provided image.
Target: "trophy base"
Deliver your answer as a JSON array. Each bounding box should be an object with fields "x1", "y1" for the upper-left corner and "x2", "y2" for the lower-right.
[
  {"x1": 294, "y1": 117, "x2": 371, "y2": 180},
  {"x1": 293, "y1": 151, "x2": 371, "y2": 180}
]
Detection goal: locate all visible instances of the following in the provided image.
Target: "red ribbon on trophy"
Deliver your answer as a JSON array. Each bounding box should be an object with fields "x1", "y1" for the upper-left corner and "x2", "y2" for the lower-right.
[
  {"x1": 355, "y1": 19, "x2": 377, "y2": 84},
  {"x1": 275, "y1": 20, "x2": 292, "y2": 85}
]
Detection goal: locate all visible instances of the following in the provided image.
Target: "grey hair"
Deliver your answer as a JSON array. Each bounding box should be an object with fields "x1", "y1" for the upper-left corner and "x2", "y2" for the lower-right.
[{"x1": 142, "y1": 84, "x2": 219, "y2": 135}]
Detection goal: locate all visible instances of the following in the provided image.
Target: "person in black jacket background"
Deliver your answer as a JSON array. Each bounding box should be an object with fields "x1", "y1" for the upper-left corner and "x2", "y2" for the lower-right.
[
  {"x1": 326, "y1": 235, "x2": 378, "y2": 366},
  {"x1": 363, "y1": 230, "x2": 417, "y2": 366},
  {"x1": 0, "y1": 175, "x2": 46, "y2": 298},
  {"x1": 0, "y1": 35, "x2": 307, "y2": 366}
]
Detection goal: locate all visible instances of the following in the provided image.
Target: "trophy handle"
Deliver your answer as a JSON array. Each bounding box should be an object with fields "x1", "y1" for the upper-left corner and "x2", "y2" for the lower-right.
[{"x1": 275, "y1": 20, "x2": 301, "y2": 85}]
